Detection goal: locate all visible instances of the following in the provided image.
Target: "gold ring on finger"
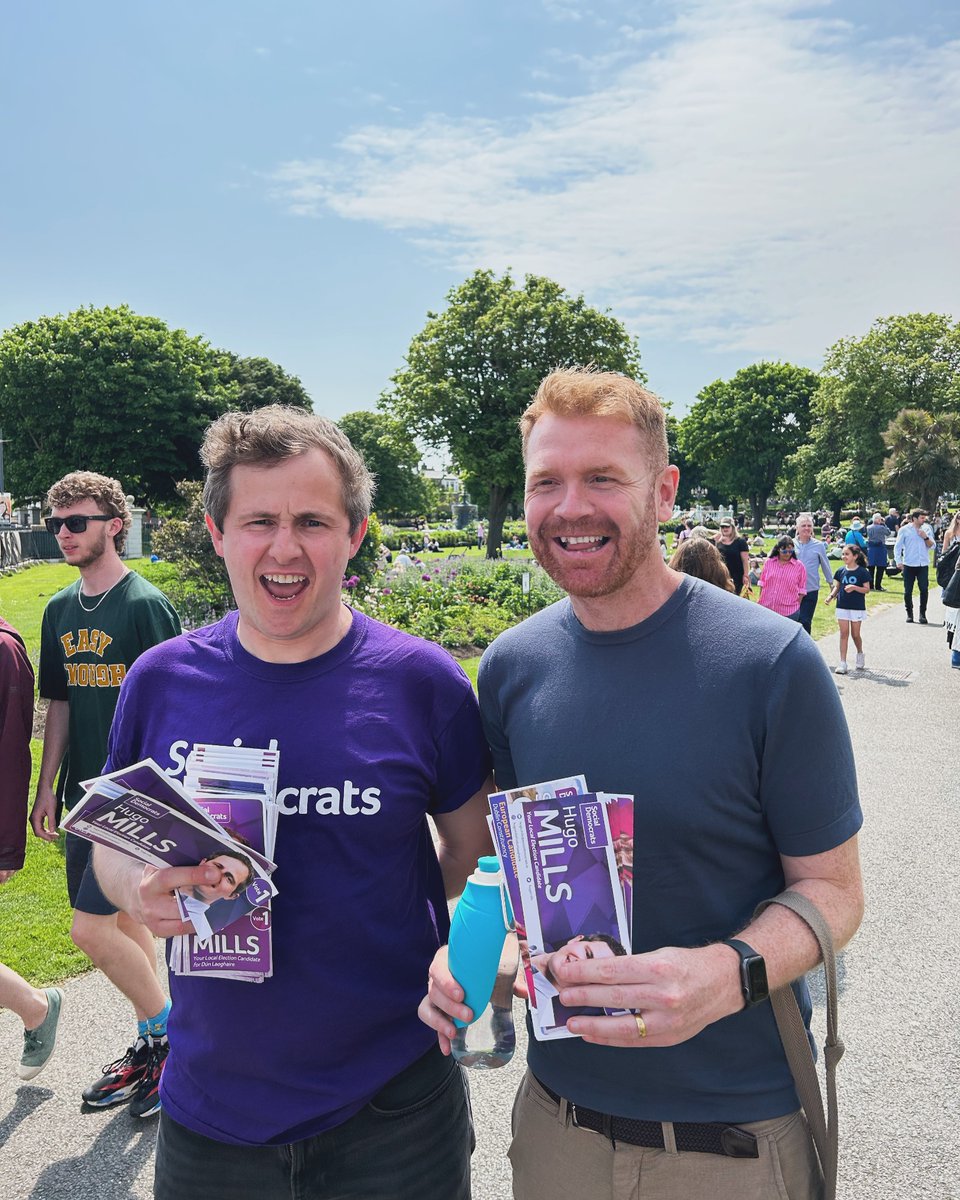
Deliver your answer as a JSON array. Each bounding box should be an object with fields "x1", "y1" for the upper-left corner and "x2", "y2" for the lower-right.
[{"x1": 634, "y1": 1011, "x2": 647, "y2": 1039}]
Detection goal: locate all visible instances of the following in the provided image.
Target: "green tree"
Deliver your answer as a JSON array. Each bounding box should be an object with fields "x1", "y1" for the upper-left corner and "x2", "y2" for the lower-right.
[
  {"x1": 792, "y1": 313, "x2": 960, "y2": 514},
  {"x1": 0, "y1": 305, "x2": 228, "y2": 504},
  {"x1": 877, "y1": 409, "x2": 960, "y2": 512},
  {"x1": 382, "y1": 270, "x2": 641, "y2": 558},
  {"x1": 337, "y1": 410, "x2": 431, "y2": 521},
  {"x1": 215, "y1": 352, "x2": 312, "y2": 410},
  {"x1": 677, "y1": 362, "x2": 818, "y2": 529}
]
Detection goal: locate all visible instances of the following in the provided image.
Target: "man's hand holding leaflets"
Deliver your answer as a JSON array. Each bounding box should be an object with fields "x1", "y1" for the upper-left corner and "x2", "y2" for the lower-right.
[
  {"x1": 64, "y1": 746, "x2": 280, "y2": 981},
  {"x1": 422, "y1": 775, "x2": 648, "y2": 1048}
]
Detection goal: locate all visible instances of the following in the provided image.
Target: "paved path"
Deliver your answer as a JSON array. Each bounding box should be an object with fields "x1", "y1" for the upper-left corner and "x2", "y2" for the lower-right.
[{"x1": 2, "y1": 590, "x2": 958, "y2": 1198}]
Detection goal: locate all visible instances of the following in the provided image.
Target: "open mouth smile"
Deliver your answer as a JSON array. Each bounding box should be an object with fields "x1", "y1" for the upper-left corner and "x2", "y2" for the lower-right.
[
  {"x1": 260, "y1": 573, "x2": 309, "y2": 601},
  {"x1": 556, "y1": 535, "x2": 610, "y2": 552}
]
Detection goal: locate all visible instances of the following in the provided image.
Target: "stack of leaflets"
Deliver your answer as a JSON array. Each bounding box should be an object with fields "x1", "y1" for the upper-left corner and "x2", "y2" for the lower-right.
[
  {"x1": 170, "y1": 744, "x2": 280, "y2": 983},
  {"x1": 63, "y1": 748, "x2": 280, "y2": 984},
  {"x1": 487, "y1": 776, "x2": 634, "y2": 1042}
]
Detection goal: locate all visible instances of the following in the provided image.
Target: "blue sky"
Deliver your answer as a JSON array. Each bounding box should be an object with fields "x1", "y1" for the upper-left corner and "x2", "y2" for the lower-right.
[{"x1": 3, "y1": 0, "x2": 957, "y2": 433}]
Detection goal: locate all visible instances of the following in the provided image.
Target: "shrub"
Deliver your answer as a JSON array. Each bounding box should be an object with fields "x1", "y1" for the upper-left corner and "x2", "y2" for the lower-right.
[
  {"x1": 351, "y1": 559, "x2": 564, "y2": 649},
  {"x1": 150, "y1": 481, "x2": 233, "y2": 628}
]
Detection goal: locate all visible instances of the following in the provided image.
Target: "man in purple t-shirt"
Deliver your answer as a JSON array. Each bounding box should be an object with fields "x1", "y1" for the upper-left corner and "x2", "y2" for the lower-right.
[{"x1": 93, "y1": 406, "x2": 493, "y2": 1200}]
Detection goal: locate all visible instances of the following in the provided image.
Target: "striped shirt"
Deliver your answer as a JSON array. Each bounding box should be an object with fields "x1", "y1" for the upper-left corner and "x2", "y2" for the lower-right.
[{"x1": 758, "y1": 557, "x2": 808, "y2": 616}]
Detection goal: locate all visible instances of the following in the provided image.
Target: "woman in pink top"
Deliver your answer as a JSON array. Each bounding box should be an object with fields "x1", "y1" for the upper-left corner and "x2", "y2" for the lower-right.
[{"x1": 758, "y1": 536, "x2": 808, "y2": 619}]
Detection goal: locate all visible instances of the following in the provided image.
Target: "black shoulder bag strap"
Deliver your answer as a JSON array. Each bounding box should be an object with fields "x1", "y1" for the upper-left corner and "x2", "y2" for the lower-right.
[{"x1": 753, "y1": 891, "x2": 843, "y2": 1200}]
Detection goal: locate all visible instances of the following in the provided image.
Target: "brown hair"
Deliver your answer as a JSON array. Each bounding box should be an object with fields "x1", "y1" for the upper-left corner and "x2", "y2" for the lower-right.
[
  {"x1": 520, "y1": 368, "x2": 667, "y2": 467},
  {"x1": 201, "y1": 405, "x2": 375, "y2": 534},
  {"x1": 45, "y1": 471, "x2": 131, "y2": 555},
  {"x1": 668, "y1": 538, "x2": 735, "y2": 592}
]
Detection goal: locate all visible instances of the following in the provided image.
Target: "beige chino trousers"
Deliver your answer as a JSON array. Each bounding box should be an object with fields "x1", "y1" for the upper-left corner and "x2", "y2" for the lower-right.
[{"x1": 509, "y1": 1072, "x2": 824, "y2": 1200}]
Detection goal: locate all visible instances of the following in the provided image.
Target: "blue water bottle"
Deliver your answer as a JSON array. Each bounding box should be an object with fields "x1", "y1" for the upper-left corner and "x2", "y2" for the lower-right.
[{"x1": 448, "y1": 856, "x2": 518, "y2": 1070}]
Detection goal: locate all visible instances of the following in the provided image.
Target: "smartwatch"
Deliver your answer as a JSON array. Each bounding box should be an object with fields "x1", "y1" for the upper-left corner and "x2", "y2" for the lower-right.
[{"x1": 721, "y1": 938, "x2": 769, "y2": 1007}]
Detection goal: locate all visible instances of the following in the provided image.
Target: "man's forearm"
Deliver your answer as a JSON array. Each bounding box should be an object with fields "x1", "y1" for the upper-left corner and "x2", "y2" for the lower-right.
[
  {"x1": 731, "y1": 867, "x2": 863, "y2": 992},
  {"x1": 37, "y1": 700, "x2": 69, "y2": 790}
]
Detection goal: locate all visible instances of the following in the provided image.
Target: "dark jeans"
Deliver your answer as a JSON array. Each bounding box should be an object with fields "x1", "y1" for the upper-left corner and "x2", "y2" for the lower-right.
[
  {"x1": 794, "y1": 589, "x2": 820, "y2": 634},
  {"x1": 869, "y1": 563, "x2": 886, "y2": 590},
  {"x1": 902, "y1": 565, "x2": 929, "y2": 618},
  {"x1": 154, "y1": 1045, "x2": 473, "y2": 1200}
]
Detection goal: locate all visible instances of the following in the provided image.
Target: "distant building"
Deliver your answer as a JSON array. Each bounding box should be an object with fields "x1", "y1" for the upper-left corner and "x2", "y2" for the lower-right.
[{"x1": 422, "y1": 469, "x2": 463, "y2": 500}]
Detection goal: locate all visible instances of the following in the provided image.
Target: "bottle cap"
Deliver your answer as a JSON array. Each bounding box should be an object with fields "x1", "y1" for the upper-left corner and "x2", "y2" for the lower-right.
[{"x1": 478, "y1": 856, "x2": 500, "y2": 873}]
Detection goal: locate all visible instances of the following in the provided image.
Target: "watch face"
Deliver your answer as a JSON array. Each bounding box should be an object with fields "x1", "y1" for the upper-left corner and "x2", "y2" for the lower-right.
[{"x1": 744, "y1": 955, "x2": 769, "y2": 1001}]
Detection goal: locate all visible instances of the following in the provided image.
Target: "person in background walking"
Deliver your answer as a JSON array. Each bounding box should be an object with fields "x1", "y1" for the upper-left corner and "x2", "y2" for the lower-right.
[
  {"x1": 825, "y1": 544, "x2": 871, "y2": 674},
  {"x1": 844, "y1": 519, "x2": 867, "y2": 550},
  {"x1": 1, "y1": 614, "x2": 66, "y2": 1080},
  {"x1": 894, "y1": 509, "x2": 935, "y2": 624},
  {"x1": 30, "y1": 472, "x2": 181, "y2": 1117},
  {"x1": 714, "y1": 519, "x2": 750, "y2": 596},
  {"x1": 865, "y1": 513, "x2": 890, "y2": 592},
  {"x1": 792, "y1": 513, "x2": 833, "y2": 633},
  {"x1": 757, "y1": 537, "x2": 807, "y2": 620},
  {"x1": 939, "y1": 512, "x2": 960, "y2": 666}
]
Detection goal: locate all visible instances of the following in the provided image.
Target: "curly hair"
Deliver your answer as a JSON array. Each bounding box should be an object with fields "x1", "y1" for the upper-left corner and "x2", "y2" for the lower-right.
[{"x1": 45, "y1": 472, "x2": 131, "y2": 555}]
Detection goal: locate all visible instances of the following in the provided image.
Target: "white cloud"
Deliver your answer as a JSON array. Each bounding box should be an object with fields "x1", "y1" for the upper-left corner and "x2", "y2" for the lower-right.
[{"x1": 268, "y1": 1, "x2": 960, "y2": 366}]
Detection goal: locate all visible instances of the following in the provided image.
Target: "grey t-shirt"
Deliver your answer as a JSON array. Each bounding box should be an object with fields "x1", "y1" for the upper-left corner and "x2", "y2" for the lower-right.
[{"x1": 479, "y1": 575, "x2": 862, "y2": 1123}]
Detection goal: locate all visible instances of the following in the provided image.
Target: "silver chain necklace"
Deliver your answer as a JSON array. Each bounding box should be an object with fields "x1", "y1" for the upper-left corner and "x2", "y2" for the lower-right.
[{"x1": 76, "y1": 570, "x2": 129, "y2": 614}]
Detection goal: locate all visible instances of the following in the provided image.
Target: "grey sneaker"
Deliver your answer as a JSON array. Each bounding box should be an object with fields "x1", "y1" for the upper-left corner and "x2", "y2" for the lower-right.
[
  {"x1": 835, "y1": 661, "x2": 848, "y2": 675},
  {"x1": 855, "y1": 652, "x2": 865, "y2": 669},
  {"x1": 18, "y1": 987, "x2": 64, "y2": 1080}
]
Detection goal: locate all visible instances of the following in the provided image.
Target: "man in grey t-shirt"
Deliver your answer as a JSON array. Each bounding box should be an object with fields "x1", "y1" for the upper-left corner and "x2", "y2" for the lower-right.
[{"x1": 422, "y1": 369, "x2": 864, "y2": 1200}]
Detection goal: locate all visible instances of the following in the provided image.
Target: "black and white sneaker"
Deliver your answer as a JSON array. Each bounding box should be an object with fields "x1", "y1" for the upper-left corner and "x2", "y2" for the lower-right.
[
  {"x1": 129, "y1": 1036, "x2": 169, "y2": 1119},
  {"x1": 82, "y1": 1037, "x2": 151, "y2": 1107}
]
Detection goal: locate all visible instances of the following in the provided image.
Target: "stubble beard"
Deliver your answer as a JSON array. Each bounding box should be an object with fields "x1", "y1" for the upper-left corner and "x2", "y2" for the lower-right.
[
  {"x1": 529, "y1": 520, "x2": 658, "y2": 600},
  {"x1": 71, "y1": 529, "x2": 111, "y2": 572}
]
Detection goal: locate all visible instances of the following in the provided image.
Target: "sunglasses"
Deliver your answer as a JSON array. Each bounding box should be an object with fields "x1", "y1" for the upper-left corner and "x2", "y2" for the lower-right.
[{"x1": 45, "y1": 514, "x2": 114, "y2": 535}]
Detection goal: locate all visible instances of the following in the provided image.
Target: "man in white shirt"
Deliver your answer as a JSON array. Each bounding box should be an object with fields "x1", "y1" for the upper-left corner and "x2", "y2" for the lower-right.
[{"x1": 894, "y1": 509, "x2": 935, "y2": 624}]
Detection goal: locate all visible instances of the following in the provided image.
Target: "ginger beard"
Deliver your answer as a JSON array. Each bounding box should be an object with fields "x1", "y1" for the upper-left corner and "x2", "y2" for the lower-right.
[{"x1": 526, "y1": 495, "x2": 662, "y2": 600}]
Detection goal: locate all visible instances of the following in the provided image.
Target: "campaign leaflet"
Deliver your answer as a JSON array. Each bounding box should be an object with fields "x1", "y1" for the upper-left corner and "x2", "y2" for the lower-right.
[
  {"x1": 61, "y1": 786, "x2": 277, "y2": 901},
  {"x1": 171, "y1": 795, "x2": 275, "y2": 980},
  {"x1": 172, "y1": 796, "x2": 276, "y2": 936},
  {"x1": 77, "y1": 760, "x2": 226, "y2": 835},
  {"x1": 171, "y1": 743, "x2": 280, "y2": 982},
  {"x1": 515, "y1": 792, "x2": 632, "y2": 1042},
  {"x1": 604, "y1": 794, "x2": 634, "y2": 941},
  {"x1": 178, "y1": 907, "x2": 273, "y2": 981},
  {"x1": 487, "y1": 776, "x2": 587, "y2": 1011}
]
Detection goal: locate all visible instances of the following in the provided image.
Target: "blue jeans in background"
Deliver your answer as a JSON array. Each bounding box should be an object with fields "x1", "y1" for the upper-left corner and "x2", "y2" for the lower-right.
[{"x1": 794, "y1": 589, "x2": 820, "y2": 634}]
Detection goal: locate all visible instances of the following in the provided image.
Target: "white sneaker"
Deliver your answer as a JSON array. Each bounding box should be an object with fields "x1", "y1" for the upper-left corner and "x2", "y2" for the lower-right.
[
  {"x1": 835, "y1": 662, "x2": 848, "y2": 675},
  {"x1": 855, "y1": 653, "x2": 865, "y2": 669}
]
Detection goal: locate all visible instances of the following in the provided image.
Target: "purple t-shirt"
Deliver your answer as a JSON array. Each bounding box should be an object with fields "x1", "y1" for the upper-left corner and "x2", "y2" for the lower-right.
[{"x1": 105, "y1": 608, "x2": 490, "y2": 1145}]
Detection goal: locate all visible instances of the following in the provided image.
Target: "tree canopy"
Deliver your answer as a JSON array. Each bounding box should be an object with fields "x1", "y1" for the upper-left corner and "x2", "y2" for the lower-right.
[
  {"x1": 336, "y1": 410, "x2": 432, "y2": 520},
  {"x1": 0, "y1": 305, "x2": 312, "y2": 505},
  {"x1": 791, "y1": 313, "x2": 960, "y2": 510},
  {"x1": 215, "y1": 352, "x2": 312, "y2": 411},
  {"x1": 877, "y1": 408, "x2": 960, "y2": 512},
  {"x1": 677, "y1": 361, "x2": 818, "y2": 529},
  {"x1": 382, "y1": 269, "x2": 641, "y2": 557}
]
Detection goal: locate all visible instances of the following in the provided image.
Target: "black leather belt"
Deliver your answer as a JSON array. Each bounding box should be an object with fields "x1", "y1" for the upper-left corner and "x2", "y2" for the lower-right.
[{"x1": 536, "y1": 1078, "x2": 759, "y2": 1159}]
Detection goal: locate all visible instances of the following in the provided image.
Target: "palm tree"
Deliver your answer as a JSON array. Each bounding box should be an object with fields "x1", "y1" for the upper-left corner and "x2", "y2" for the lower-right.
[{"x1": 877, "y1": 409, "x2": 960, "y2": 511}]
